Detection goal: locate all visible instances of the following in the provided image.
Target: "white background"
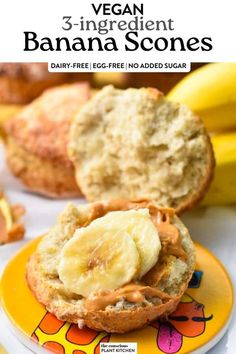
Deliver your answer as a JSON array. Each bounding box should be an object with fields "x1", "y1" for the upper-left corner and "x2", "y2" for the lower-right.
[{"x1": 0, "y1": 0, "x2": 235, "y2": 70}]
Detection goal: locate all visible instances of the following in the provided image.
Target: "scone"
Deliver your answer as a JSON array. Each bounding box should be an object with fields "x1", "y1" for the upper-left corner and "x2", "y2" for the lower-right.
[
  {"x1": 69, "y1": 85, "x2": 215, "y2": 213},
  {"x1": 4, "y1": 83, "x2": 92, "y2": 198},
  {"x1": 0, "y1": 63, "x2": 86, "y2": 105},
  {"x1": 26, "y1": 199, "x2": 196, "y2": 333}
]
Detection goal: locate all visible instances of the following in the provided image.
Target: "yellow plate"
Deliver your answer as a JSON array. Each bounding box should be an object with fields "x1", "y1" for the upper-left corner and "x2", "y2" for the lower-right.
[{"x1": 0, "y1": 238, "x2": 234, "y2": 354}]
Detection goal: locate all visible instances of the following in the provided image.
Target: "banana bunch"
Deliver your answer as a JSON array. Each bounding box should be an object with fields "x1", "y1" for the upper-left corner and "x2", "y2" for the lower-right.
[
  {"x1": 58, "y1": 209, "x2": 161, "y2": 297},
  {"x1": 202, "y1": 132, "x2": 236, "y2": 206},
  {"x1": 168, "y1": 63, "x2": 236, "y2": 133},
  {"x1": 168, "y1": 63, "x2": 236, "y2": 206}
]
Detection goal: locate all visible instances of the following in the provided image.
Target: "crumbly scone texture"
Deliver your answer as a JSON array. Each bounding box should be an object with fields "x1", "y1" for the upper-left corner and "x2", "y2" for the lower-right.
[
  {"x1": 26, "y1": 201, "x2": 196, "y2": 333},
  {"x1": 6, "y1": 138, "x2": 81, "y2": 198},
  {"x1": 4, "y1": 83, "x2": 91, "y2": 197},
  {"x1": 5, "y1": 82, "x2": 91, "y2": 165},
  {"x1": 0, "y1": 63, "x2": 73, "y2": 104},
  {"x1": 69, "y1": 85, "x2": 215, "y2": 213}
]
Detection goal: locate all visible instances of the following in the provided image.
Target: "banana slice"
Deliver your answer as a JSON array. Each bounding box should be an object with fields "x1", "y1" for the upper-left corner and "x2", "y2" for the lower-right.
[
  {"x1": 58, "y1": 224, "x2": 140, "y2": 297},
  {"x1": 102, "y1": 209, "x2": 161, "y2": 278},
  {"x1": 58, "y1": 209, "x2": 161, "y2": 297}
]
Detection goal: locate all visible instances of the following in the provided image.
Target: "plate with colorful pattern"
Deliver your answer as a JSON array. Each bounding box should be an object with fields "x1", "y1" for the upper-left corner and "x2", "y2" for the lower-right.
[{"x1": 0, "y1": 238, "x2": 234, "y2": 354}]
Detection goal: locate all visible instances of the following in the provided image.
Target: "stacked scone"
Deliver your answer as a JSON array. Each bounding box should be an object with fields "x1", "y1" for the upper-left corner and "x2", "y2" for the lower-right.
[
  {"x1": 4, "y1": 83, "x2": 92, "y2": 198},
  {"x1": 0, "y1": 63, "x2": 71, "y2": 105},
  {"x1": 0, "y1": 63, "x2": 92, "y2": 105},
  {"x1": 27, "y1": 200, "x2": 195, "y2": 333}
]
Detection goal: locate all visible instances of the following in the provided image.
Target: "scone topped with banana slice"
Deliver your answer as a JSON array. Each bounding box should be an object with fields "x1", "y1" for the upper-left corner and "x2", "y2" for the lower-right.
[
  {"x1": 27, "y1": 200, "x2": 195, "y2": 333},
  {"x1": 69, "y1": 85, "x2": 215, "y2": 213}
]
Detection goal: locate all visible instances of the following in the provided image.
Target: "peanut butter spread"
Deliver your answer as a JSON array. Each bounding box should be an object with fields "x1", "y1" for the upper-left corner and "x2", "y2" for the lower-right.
[
  {"x1": 85, "y1": 199, "x2": 186, "y2": 260},
  {"x1": 82, "y1": 200, "x2": 187, "y2": 311},
  {"x1": 0, "y1": 192, "x2": 25, "y2": 244},
  {"x1": 155, "y1": 211, "x2": 187, "y2": 260},
  {"x1": 85, "y1": 283, "x2": 171, "y2": 312}
]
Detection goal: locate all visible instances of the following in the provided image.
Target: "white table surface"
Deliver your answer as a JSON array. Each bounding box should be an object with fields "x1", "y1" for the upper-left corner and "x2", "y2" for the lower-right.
[{"x1": 0, "y1": 144, "x2": 235, "y2": 354}]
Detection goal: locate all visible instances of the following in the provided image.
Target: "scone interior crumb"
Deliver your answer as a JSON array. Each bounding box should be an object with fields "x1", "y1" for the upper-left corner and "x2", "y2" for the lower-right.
[{"x1": 69, "y1": 85, "x2": 214, "y2": 210}]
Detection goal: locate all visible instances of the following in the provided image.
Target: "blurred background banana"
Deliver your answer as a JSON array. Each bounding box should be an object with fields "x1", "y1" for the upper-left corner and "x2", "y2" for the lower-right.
[
  {"x1": 0, "y1": 344, "x2": 8, "y2": 354},
  {"x1": 202, "y1": 132, "x2": 236, "y2": 206},
  {"x1": 168, "y1": 63, "x2": 236, "y2": 133},
  {"x1": 168, "y1": 63, "x2": 236, "y2": 206},
  {"x1": 0, "y1": 104, "x2": 22, "y2": 139}
]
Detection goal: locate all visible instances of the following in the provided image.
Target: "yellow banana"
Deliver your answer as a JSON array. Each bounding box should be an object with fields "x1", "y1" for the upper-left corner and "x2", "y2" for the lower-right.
[
  {"x1": 94, "y1": 72, "x2": 126, "y2": 87},
  {"x1": 168, "y1": 63, "x2": 236, "y2": 132},
  {"x1": 98, "y1": 209, "x2": 161, "y2": 278},
  {"x1": 0, "y1": 104, "x2": 23, "y2": 138},
  {"x1": 0, "y1": 344, "x2": 8, "y2": 354},
  {"x1": 202, "y1": 132, "x2": 236, "y2": 205}
]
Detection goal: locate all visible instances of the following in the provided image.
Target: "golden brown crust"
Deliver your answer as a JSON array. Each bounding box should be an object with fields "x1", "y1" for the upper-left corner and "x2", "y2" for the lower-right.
[
  {"x1": 27, "y1": 253, "x2": 60, "y2": 312},
  {"x1": 84, "y1": 295, "x2": 181, "y2": 333},
  {"x1": 27, "y1": 253, "x2": 85, "y2": 323},
  {"x1": 5, "y1": 82, "x2": 91, "y2": 166},
  {"x1": 0, "y1": 63, "x2": 75, "y2": 104},
  {"x1": 0, "y1": 63, "x2": 59, "y2": 81},
  {"x1": 5, "y1": 138, "x2": 81, "y2": 198},
  {"x1": 4, "y1": 82, "x2": 92, "y2": 197},
  {"x1": 26, "y1": 200, "x2": 195, "y2": 333},
  {"x1": 27, "y1": 253, "x2": 180, "y2": 333}
]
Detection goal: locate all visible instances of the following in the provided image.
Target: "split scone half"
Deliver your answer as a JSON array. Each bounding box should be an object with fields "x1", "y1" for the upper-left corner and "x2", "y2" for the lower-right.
[
  {"x1": 69, "y1": 85, "x2": 215, "y2": 213},
  {"x1": 4, "y1": 83, "x2": 92, "y2": 198},
  {"x1": 26, "y1": 200, "x2": 196, "y2": 333}
]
